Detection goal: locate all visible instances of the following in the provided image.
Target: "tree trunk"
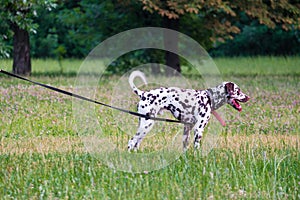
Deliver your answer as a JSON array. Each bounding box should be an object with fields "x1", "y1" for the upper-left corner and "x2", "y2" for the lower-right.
[
  {"x1": 12, "y1": 23, "x2": 31, "y2": 75},
  {"x1": 163, "y1": 17, "x2": 181, "y2": 76}
]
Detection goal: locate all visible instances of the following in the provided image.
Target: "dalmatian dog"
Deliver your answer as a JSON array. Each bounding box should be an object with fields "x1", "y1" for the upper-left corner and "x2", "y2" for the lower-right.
[{"x1": 128, "y1": 71, "x2": 250, "y2": 151}]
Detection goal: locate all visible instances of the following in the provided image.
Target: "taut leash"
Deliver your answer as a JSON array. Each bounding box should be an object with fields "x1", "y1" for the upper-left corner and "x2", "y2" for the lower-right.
[{"x1": 0, "y1": 69, "x2": 191, "y2": 125}]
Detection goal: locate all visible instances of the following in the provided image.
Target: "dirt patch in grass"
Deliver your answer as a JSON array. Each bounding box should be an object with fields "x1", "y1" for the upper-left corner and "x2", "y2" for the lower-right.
[
  {"x1": 1, "y1": 134, "x2": 298, "y2": 155},
  {"x1": 0, "y1": 137, "x2": 84, "y2": 154},
  {"x1": 218, "y1": 134, "x2": 300, "y2": 152}
]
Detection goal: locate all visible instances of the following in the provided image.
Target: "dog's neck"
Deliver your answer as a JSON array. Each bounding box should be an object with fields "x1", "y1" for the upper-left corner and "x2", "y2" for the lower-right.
[{"x1": 206, "y1": 84, "x2": 227, "y2": 110}]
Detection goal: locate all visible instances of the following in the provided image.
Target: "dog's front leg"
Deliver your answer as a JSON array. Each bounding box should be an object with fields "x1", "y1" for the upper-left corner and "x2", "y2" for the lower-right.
[
  {"x1": 193, "y1": 128, "x2": 203, "y2": 149},
  {"x1": 193, "y1": 113, "x2": 211, "y2": 149}
]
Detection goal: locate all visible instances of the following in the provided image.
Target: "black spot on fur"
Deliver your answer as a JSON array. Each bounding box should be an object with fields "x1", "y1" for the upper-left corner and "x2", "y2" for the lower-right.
[
  {"x1": 191, "y1": 106, "x2": 196, "y2": 113},
  {"x1": 177, "y1": 113, "x2": 182, "y2": 120},
  {"x1": 207, "y1": 96, "x2": 211, "y2": 107},
  {"x1": 179, "y1": 101, "x2": 191, "y2": 109},
  {"x1": 150, "y1": 96, "x2": 157, "y2": 104}
]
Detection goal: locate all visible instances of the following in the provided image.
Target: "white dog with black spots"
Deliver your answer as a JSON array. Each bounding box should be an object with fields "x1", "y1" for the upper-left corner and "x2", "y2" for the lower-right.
[{"x1": 128, "y1": 71, "x2": 249, "y2": 151}]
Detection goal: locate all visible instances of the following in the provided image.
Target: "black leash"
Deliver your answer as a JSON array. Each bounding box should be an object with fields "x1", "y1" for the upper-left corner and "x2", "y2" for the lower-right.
[{"x1": 0, "y1": 69, "x2": 189, "y2": 125}]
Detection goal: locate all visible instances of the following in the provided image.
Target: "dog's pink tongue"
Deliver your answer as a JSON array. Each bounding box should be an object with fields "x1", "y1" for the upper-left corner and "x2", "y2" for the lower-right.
[{"x1": 212, "y1": 111, "x2": 226, "y2": 126}]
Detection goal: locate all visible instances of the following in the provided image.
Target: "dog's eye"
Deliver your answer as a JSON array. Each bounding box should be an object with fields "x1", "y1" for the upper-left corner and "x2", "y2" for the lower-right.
[{"x1": 237, "y1": 89, "x2": 240, "y2": 95}]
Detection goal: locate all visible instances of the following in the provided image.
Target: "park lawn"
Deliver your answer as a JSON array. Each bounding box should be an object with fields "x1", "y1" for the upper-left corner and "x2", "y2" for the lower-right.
[{"x1": 0, "y1": 56, "x2": 299, "y2": 199}]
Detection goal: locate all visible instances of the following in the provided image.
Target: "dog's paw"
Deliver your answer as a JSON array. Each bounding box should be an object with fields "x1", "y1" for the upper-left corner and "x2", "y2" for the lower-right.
[
  {"x1": 127, "y1": 144, "x2": 134, "y2": 152},
  {"x1": 127, "y1": 146, "x2": 138, "y2": 152},
  {"x1": 194, "y1": 142, "x2": 201, "y2": 149},
  {"x1": 128, "y1": 139, "x2": 138, "y2": 152}
]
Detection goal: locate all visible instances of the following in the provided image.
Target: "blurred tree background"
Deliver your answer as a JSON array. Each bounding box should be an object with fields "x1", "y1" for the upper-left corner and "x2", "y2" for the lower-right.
[{"x1": 0, "y1": 0, "x2": 300, "y2": 74}]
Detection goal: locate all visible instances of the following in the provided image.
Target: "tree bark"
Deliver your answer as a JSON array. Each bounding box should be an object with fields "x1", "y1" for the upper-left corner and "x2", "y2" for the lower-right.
[
  {"x1": 11, "y1": 23, "x2": 31, "y2": 75},
  {"x1": 163, "y1": 17, "x2": 181, "y2": 75}
]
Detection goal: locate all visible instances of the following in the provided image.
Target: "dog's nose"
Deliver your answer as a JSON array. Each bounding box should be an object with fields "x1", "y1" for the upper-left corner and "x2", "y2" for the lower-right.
[
  {"x1": 240, "y1": 95, "x2": 250, "y2": 102},
  {"x1": 245, "y1": 96, "x2": 250, "y2": 101}
]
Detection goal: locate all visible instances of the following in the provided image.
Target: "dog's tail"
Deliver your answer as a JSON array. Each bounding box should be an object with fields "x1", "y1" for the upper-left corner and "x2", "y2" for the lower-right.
[{"x1": 129, "y1": 70, "x2": 147, "y2": 97}]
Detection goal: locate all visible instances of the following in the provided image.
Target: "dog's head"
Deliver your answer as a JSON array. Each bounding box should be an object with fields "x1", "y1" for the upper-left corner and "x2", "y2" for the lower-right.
[{"x1": 225, "y1": 82, "x2": 250, "y2": 112}]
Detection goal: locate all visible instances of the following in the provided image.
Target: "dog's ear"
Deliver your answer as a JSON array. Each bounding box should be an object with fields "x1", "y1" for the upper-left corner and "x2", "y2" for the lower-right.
[{"x1": 225, "y1": 82, "x2": 234, "y2": 95}]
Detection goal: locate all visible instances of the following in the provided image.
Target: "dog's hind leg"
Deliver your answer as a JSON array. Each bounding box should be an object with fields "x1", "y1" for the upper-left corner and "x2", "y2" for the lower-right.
[
  {"x1": 128, "y1": 118, "x2": 155, "y2": 152},
  {"x1": 182, "y1": 124, "x2": 193, "y2": 151}
]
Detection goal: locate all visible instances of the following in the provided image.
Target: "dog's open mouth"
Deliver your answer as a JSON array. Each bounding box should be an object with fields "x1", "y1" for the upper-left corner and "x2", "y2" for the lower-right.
[
  {"x1": 231, "y1": 99, "x2": 242, "y2": 111},
  {"x1": 230, "y1": 96, "x2": 250, "y2": 112}
]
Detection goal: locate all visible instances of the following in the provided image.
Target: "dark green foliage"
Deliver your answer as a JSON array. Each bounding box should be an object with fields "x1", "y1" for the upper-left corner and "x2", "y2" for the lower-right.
[
  {"x1": 210, "y1": 21, "x2": 300, "y2": 57},
  {"x1": 1, "y1": 1, "x2": 300, "y2": 60},
  {"x1": 107, "y1": 49, "x2": 165, "y2": 75}
]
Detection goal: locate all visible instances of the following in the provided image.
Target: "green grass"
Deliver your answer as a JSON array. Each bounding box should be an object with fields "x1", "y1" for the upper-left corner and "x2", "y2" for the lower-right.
[
  {"x1": 215, "y1": 56, "x2": 300, "y2": 76},
  {"x1": 0, "y1": 57, "x2": 299, "y2": 199},
  {"x1": 1, "y1": 147, "x2": 299, "y2": 199}
]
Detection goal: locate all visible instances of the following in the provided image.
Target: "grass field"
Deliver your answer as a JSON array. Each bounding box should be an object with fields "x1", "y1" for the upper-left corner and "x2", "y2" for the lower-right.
[{"x1": 0, "y1": 57, "x2": 299, "y2": 199}]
